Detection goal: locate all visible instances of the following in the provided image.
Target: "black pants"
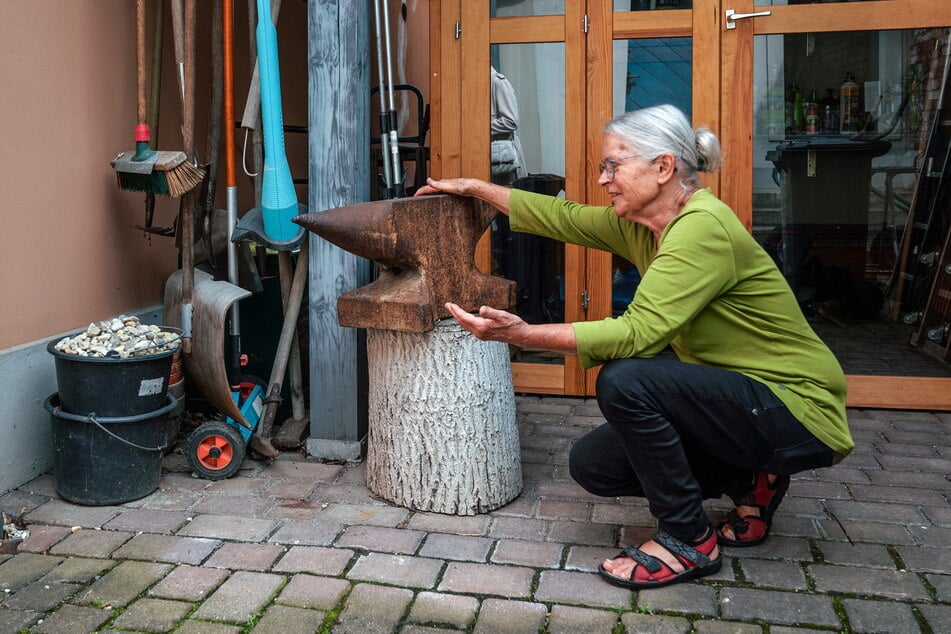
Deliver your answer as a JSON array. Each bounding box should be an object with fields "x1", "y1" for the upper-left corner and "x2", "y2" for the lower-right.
[{"x1": 569, "y1": 358, "x2": 837, "y2": 543}]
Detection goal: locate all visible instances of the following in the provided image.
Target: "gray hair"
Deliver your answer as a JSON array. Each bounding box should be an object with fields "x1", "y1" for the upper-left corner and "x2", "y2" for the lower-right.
[{"x1": 603, "y1": 104, "x2": 721, "y2": 192}]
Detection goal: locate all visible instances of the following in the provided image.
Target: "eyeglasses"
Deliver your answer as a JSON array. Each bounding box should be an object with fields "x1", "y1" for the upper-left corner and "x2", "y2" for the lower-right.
[{"x1": 598, "y1": 154, "x2": 643, "y2": 179}]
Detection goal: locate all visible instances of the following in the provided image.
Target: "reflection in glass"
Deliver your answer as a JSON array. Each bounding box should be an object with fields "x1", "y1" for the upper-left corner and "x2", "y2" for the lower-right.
[
  {"x1": 491, "y1": 0, "x2": 564, "y2": 18},
  {"x1": 610, "y1": 38, "x2": 693, "y2": 313},
  {"x1": 752, "y1": 28, "x2": 951, "y2": 377},
  {"x1": 614, "y1": 0, "x2": 692, "y2": 10},
  {"x1": 489, "y1": 43, "x2": 567, "y2": 363},
  {"x1": 756, "y1": 0, "x2": 874, "y2": 7}
]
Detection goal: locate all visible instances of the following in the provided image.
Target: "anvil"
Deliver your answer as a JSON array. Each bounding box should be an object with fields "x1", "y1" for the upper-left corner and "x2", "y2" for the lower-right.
[{"x1": 294, "y1": 195, "x2": 517, "y2": 333}]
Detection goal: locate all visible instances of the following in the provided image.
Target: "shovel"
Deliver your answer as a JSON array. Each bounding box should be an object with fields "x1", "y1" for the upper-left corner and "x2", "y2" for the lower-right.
[{"x1": 163, "y1": 0, "x2": 251, "y2": 427}]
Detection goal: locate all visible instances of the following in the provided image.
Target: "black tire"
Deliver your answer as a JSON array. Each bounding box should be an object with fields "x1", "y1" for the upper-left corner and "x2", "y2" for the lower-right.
[{"x1": 185, "y1": 421, "x2": 246, "y2": 480}]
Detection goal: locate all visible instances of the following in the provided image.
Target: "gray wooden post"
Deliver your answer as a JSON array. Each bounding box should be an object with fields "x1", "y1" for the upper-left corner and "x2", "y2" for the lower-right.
[{"x1": 306, "y1": 0, "x2": 371, "y2": 460}]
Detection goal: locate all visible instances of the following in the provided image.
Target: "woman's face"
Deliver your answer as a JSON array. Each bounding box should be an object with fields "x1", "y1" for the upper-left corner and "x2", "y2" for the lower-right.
[{"x1": 598, "y1": 134, "x2": 659, "y2": 221}]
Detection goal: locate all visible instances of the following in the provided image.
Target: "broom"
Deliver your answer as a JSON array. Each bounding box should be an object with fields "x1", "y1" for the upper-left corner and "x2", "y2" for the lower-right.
[{"x1": 112, "y1": 0, "x2": 203, "y2": 197}]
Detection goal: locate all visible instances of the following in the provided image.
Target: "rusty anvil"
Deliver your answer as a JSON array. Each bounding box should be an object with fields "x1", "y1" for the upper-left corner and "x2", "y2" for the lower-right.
[{"x1": 294, "y1": 195, "x2": 516, "y2": 333}]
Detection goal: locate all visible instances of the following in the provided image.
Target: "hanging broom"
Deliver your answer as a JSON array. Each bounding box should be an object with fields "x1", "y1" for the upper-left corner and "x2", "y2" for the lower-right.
[{"x1": 112, "y1": 0, "x2": 203, "y2": 197}]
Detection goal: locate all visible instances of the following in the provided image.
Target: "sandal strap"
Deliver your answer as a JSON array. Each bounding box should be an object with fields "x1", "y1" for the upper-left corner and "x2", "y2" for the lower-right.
[
  {"x1": 654, "y1": 530, "x2": 711, "y2": 568},
  {"x1": 619, "y1": 546, "x2": 663, "y2": 574}
]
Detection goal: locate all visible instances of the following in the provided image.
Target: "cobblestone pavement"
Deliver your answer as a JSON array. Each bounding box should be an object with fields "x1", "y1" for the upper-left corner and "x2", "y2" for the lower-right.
[{"x1": 1, "y1": 397, "x2": 949, "y2": 633}]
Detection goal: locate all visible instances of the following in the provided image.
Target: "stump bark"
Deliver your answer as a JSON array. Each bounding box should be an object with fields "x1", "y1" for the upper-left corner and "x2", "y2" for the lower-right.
[{"x1": 365, "y1": 320, "x2": 522, "y2": 514}]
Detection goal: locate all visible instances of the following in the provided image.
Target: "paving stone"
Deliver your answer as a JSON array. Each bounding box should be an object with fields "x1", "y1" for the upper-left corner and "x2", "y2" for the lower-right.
[
  {"x1": 265, "y1": 501, "x2": 321, "y2": 521},
  {"x1": 877, "y1": 454, "x2": 951, "y2": 474},
  {"x1": 738, "y1": 558, "x2": 808, "y2": 589},
  {"x1": 849, "y1": 484, "x2": 948, "y2": 506},
  {"x1": 918, "y1": 603, "x2": 951, "y2": 634},
  {"x1": 316, "y1": 483, "x2": 394, "y2": 506},
  {"x1": 16, "y1": 524, "x2": 71, "y2": 554},
  {"x1": 332, "y1": 582, "x2": 413, "y2": 634},
  {"x1": 257, "y1": 460, "x2": 343, "y2": 481},
  {"x1": 592, "y1": 503, "x2": 657, "y2": 526},
  {"x1": 204, "y1": 542, "x2": 285, "y2": 571},
  {"x1": 814, "y1": 467, "x2": 871, "y2": 485},
  {"x1": 546, "y1": 604, "x2": 618, "y2": 633},
  {"x1": 102, "y1": 508, "x2": 189, "y2": 533},
  {"x1": 24, "y1": 499, "x2": 121, "y2": 528},
  {"x1": 908, "y1": 523, "x2": 951, "y2": 548},
  {"x1": 272, "y1": 545, "x2": 354, "y2": 576},
  {"x1": 73, "y1": 560, "x2": 172, "y2": 608},
  {"x1": 487, "y1": 516, "x2": 548, "y2": 541},
  {"x1": 0, "y1": 553, "x2": 63, "y2": 592},
  {"x1": 788, "y1": 480, "x2": 852, "y2": 499},
  {"x1": 620, "y1": 613, "x2": 691, "y2": 633},
  {"x1": 438, "y1": 561, "x2": 534, "y2": 599},
  {"x1": 768, "y1": 627, "x2": 828, "y2": 634},
  {"x1": 204, "y1": 477, "x2": 270, "y2": 496},
  {"x1": 251, "y1": 604, "x2": 326, "y2": 634},
  {"x1": 490, "y1": 538, "x2": 563, "y2": 568},
  {"x1": 490, "y1": 494, "x2": 537, "y2": 518},
  {"x1": 720, "y1": 588, "x2": 840, "y2": 628},
  {"x1": 275, "y1": 573, "x2": 349, "y2": 609},
  {"x1": 547, "y1": 520, "x2": 615, "y2": 546},
  {"x1": 192, "y1": 570, "x2": 285, "y2": 623},
  {"x1": 177, "y1": 514, "x2": 277, "y2": 542},
  {"x1": 191, "y1": 494, "x2": 274, "y2": 517},
  {"x1": 347, "y1": 552, "x2": 443, "y2": 589},
  {"x1": 266, "y1": 480, "x2": 318, "y2": 500},
  {"x1": 922, "y1": 505, "x2": 951, "y2": 528},
  {"x1": 130, "y1": 488, "x2": 204, "y2": 511},
  {"x1": 112, "y1": 533, "x2": 221, "y2": 565},
  {"x1": 844, "y1": 597, "x2": 920, "y2": 633},
  {"x1": 335, "y1": 525, "x2": 425, "y2": 554},
  {"x1": 268, "y1": 519, "x2": 343, "y2": 546},
  {"x1": 816, "y1": 540, "x2": 896, "y2": 568},
  {"x1": 148, "y1": 564, "x2": 230, "y2": 601},
  {"x1": 407, "y1": 591, "x2": 479, "y2": 629},
  {"x1": 720, "y1": 535, "x2": 813, "y2": 561},
  {"x1": 40, "y1": 556, "x2": 116, "y2": 584},
  {"x1": 833, "y1": 519, "x2": 915, "y2": 545},
  {"x1": 637, "y1": 583, "x2": 718, "y2": 616},
  {"x1": 3, "y1": 579, "x2": 78, "y2": 612},
  {"x1": 406, "y1": 512, "x2": 490, "y2": 536},
  {"x1": 563, "y1": 545, "x2": 623, "y2": 573},
  {"x1": 926, "y1": 572, "x2": 951, "y2": 601},
  {"x1": 472, "y1": 598, "x2": 548, "y2": 634},
  {"x1": 48, "y1": 528, "x2": 133, "y2": 559},
  {"x1": 770, "y1": 515, "x2": 822, "y2": 539},
  {"x1": 895, "y1": 545, "x2": 951, "y2": 575},
  {"x1": 0, "y1": 607, "x2": 40, "y2": 632},
  {"x1": 534, "y1": 569, "x2": 631, "y2": 609},
  {"x1": 692, "y1": 620, "x2": 763, "y2": 633},
  {"x1": 316, "y1": 503, "x2": 410, "y2": 528},
  {"x1": 112, "y1": 597, "x2": 193, "y2": 632},
  {"x1": 536, "y1": 499, "x2": 592, "y2": 521},
  {"x1": 419, "y1": 532, "x2": 492, "y2": 562},
  {"x1": 33, "y1": 603, "x2": 113, "y2": 633},
  {"x1": 172, "y1": 621, "x2": 242, "y2": 634},
  {"x1": 809, "y1": 564, "x2": 928, "y2": 600}
]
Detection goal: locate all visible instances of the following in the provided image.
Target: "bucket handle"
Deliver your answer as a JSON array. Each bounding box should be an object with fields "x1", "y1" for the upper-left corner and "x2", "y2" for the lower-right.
[{"x1": 86, "y1": 412, "x2": 168, "y2": 453}]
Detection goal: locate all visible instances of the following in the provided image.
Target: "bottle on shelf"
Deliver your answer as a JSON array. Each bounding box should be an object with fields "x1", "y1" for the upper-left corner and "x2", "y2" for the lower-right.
[
  {"x1": 804, "y1": 89, "x2": 819, "y2": 134},
  {"x1": 840, "y1": 71, "x2": 860, "y2": 134}
]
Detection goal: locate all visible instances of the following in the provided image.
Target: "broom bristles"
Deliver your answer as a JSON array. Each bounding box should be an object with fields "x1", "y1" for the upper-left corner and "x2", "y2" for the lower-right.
[{"x1": 113, "y1": 151, "x2": 206, "y2": 197}]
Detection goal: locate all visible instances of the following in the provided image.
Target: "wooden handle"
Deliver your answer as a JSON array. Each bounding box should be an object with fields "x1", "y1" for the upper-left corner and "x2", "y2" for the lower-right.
[
  {"x1": 224, "y1": 0, "x2": 236, "y2": 187},
  {"x1": 136, "y1": 0, "x2": 147, "y2": 125}
]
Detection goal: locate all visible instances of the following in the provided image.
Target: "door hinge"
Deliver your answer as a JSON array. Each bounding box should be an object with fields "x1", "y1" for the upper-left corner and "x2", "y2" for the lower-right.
[
  {"x1": 582, "y1": 14, "x2": 590, "y2": 34},
  {"x1": 454, "y1": 20, "x2": 461, "y2": 39},
  {"x1": 581, "y1": 289, "x2": 590, "y2": 310}
]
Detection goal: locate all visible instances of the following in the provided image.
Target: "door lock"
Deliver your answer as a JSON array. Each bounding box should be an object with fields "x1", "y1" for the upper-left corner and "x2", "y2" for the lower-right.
[{"x1": 725, "y1": 8, "x2": 772, "y2": 30}]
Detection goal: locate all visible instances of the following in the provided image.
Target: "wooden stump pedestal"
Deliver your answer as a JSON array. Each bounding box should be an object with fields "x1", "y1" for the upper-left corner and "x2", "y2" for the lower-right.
[{"x1": 365, "y1": 320, "x2": 522, "y2": 515}]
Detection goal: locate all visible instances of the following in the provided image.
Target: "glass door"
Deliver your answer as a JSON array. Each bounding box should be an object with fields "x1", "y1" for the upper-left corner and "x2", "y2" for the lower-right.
[{"x1": 720, "y1": 0, "x2": 951, "y2": 409}]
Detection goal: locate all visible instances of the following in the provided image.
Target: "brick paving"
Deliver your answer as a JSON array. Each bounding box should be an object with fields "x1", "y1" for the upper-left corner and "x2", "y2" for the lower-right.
[{"x1": 0, "y1": 397, "x2": 948, "y2": 632}]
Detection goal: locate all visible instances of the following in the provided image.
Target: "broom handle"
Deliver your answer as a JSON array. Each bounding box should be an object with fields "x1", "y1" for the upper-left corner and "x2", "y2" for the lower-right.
[
  {"x1": 170, "y1": 0, "x2": 185, "y2": 108},
  {"x1": 136, "y1": 0, "x2": 147, "y2": 126}
]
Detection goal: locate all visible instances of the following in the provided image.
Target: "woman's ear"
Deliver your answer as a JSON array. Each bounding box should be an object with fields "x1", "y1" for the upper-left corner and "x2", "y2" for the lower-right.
[{"x1": 656, "y1": 153, "x2": 678, "y2": 184}]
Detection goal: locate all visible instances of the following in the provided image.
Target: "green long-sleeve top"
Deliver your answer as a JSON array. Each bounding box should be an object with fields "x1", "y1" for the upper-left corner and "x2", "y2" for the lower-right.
[{"x1": 509, "y1": 188, "x2": 853, "y2": 456}]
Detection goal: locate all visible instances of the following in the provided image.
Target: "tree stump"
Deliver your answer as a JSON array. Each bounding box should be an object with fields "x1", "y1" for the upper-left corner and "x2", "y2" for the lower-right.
[{"x1": 365, "y1": 320, "x2": 522, "y2": 514}]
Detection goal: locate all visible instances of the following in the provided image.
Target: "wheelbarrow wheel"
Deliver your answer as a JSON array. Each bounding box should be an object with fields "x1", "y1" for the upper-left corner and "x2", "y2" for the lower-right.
[{"x1": 185, "y1": 421, "x2": 246, "y2": 480}]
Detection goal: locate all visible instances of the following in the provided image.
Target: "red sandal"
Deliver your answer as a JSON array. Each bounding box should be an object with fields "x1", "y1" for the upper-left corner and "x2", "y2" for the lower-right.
[
  {"x1": 717, "y1": 472, "x2": 790, "y2": 547},
  {"x1": 598, "y1": 528, "x2": 721, "y2": 589}
]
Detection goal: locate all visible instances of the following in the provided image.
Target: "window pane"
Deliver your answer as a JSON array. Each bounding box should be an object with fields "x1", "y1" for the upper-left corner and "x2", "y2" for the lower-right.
[
  {"x1": 752, "y1": 28, "x2": 951, "y2": 377},
  {"x1": 614, "y1": 0, "x2": 692, "y2": 10},
  {"x1": 491, "y1": 0, "x2": 565, "y2": 17}
]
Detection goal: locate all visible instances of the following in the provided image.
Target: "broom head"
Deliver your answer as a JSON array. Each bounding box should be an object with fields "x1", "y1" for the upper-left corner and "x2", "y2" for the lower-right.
[{"x1": 112, "y1": 125, "x2": 205, "y2": 197}]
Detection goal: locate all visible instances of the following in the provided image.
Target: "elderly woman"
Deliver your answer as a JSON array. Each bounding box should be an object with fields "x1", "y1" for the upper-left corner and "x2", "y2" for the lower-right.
[{"x1": 415, "y1": 104, "x2": 852, "y2": 589}]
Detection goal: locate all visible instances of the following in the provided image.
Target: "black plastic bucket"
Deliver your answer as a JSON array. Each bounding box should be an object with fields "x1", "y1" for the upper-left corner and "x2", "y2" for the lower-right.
[
  {"x1": 45, "y1": 393, "x2": 174, "y2": 506},
  {"x1": 47, "y1": 331, "x2": 178, "y2": 416}
]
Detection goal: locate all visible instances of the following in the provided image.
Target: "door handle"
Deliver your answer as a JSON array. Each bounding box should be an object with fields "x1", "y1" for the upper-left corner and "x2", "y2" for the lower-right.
[{"x1": 725, "y1": 8, "x2": 772, "y2": 30}]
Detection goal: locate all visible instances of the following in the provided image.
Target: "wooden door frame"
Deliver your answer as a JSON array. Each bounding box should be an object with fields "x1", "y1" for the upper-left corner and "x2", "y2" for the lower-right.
[{"x1": 720, "y1": 0, "x2": 951, "y2": 410}]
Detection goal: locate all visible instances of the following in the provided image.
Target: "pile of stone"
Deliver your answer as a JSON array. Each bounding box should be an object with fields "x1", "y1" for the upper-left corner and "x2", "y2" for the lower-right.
[{"x1": 53, "y1": 316, "x2": 180, "y2": 358}]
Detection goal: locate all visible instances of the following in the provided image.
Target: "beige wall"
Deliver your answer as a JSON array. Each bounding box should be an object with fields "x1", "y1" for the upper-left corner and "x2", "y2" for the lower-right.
[{"x1": 0, "y1": 0, "x2": 429, "y2": 351}]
